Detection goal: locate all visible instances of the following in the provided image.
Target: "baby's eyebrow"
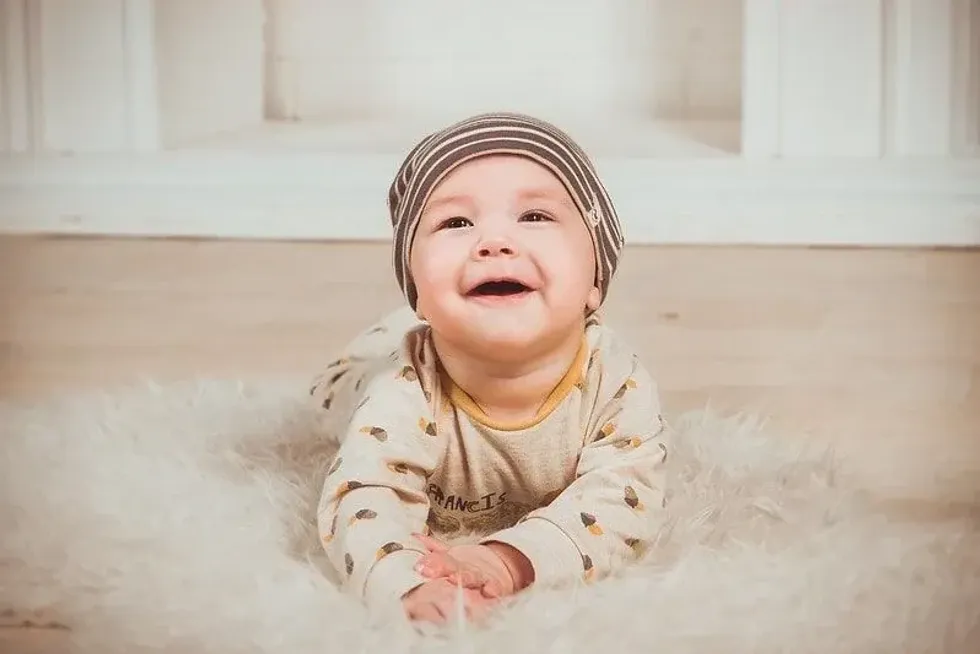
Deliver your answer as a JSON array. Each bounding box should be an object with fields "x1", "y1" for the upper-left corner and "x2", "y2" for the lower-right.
[
  {"x1": 422, "y1": 194, "x2": 473, "y2": 215},
  {"x1": 518, "y1": 188, "x2": 558, "y2": 200},
  {"x1": 518, "y1": 188, "x2": 576, "y2": 210}
]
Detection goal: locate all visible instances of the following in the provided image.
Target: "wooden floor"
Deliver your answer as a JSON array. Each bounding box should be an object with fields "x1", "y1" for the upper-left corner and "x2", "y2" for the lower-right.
[
  {"x1": 1, "y1": 235, "x2": 978, "y2": 491},
  {"x1": 1, "y1": 235, "x2": 979, "y2": 652}
]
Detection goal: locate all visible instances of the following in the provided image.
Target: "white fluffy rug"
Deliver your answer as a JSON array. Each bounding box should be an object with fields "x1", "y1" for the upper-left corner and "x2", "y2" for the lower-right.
[{"x1": 1, "y1": 379, "x2": 978, "y2": 654}]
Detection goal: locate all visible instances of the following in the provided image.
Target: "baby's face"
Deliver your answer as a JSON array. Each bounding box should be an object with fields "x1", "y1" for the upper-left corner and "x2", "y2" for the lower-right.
[{"x1": 409, "y1": 155, "x2": 599, "y2": 358}]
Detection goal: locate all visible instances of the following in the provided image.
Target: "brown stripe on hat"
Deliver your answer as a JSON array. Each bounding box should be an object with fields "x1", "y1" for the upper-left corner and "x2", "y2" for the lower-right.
[{"x1": 387, "y1": 112, "x2": 625, "y2": 311}]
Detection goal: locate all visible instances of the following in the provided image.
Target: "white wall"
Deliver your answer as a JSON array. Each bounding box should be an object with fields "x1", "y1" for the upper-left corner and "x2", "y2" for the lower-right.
[
  {"x1": 0, "y1": 0, "x2": 132, "y2": 153},
  {"x1": 0, "y1": 0, "x2": 978, "y2": 246},
  {"x1": 2, "y1": 0, "x2": 978, "y2": 155},
  {"x1": 744, "y1": 0, "x2": 980, "y2": 158},
  {"x1": 0, "y1": 0, "x2": 33, "y2": 153},
  {"x1": 155, "y1": 0, "x2": 265, "y2": 147},
  {"x1": 953, "y1": 0, "x2": 980, "y2": 155},
  {"x1": 39, "y1": 0, "x2": 132, "y2": 151},
  {"x1": 0, "y1": 0, "x2": 265, "y2": 153},
  {"x1": 645, "y1": 0, "x2": 744, "y2": 120},
  {"x1": 264, "y1": 0, "x2": 744, "y2": 124}
]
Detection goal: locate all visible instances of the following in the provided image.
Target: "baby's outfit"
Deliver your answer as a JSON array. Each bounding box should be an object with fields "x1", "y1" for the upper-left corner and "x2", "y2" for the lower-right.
[{"x1": 311, "y1": 307, "x2": 671, "y2": 610}]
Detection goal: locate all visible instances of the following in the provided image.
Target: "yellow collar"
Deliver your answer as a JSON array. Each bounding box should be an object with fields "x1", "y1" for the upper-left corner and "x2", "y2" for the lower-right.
[{"x1": 443, "y1": 336, "x2": 587, "y2": 432}]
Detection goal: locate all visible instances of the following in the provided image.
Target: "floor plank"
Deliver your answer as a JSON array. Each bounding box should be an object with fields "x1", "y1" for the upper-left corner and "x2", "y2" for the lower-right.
[{"x1": 2, "y1": 235, "x2": 978, "y2": 488}]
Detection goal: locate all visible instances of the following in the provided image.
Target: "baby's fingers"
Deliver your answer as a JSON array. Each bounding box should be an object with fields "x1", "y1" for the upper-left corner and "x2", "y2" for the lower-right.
[
  {"x1": 413, "y1": 533, "x2": 450, "y2": 553},
  {"x1": 406, "y1": 599, "x2": 446, "y2": 625},
  {"x1": 417, "y1": 553, "x2": 491, "y2": 591},
  {"x1": 415, "y1": 551, "x2": 460, "y2": 580},
  {"x1": 447, "y1": 565, "x2": 491, "y2": 590},
  {"x1": 478, "y1": 576, "x2": 504, "y2": 599},
  {"x1": 435, "y1": 588, "x2": 497, "y2": 625}
]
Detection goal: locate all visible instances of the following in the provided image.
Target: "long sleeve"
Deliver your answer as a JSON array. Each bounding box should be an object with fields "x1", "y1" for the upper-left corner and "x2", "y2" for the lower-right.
[
  {"x1": 315, "y1": 346, "x2": 446, "y2": 611},
  {"x1": 481, "y1": 357, "x2": 670, "y2": 588}
]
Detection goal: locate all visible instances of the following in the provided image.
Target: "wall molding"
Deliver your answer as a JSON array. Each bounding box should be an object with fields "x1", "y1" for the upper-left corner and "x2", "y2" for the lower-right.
[
  {"x1": 890, "y1": 0, "x2": 956, "y2": 155},
  {"x1": 0, "y1": 152, "x2": 977, "y2": 246},
  {"x1": 952, "y1": 0, "x2": 980, "y2": 155},
  {"x1": 0, "y1": 0, "x2": 32, "y2": 153},
  {"x1": 122, "y1": 0, "x2": 161, "y2": 152},
  {"x1": 741, "y1": 0, "x2": 781, "y2": 159}
]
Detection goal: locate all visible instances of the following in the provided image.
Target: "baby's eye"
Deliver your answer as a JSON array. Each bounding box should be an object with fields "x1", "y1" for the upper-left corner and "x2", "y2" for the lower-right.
[
  {"x1": 439, "y1": 217, "x2": 472, "y2": 230},
  {"x1": 520, "y1": 211, "x2": 552, "y2": 223}
]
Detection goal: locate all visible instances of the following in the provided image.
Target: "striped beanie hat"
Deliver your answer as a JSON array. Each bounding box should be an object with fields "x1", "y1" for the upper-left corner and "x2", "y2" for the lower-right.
[{"x1": 387, "y1": 112, "x2": 625, "y2": 311}]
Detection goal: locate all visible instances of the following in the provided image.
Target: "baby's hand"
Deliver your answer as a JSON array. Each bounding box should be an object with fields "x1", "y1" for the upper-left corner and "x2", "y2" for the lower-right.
[
  {"x1": 402, "y1": 577, "x2": 497, "y2": 625},
  {"x1": 413, "y1": 533, "x2": 531, "y2": 599}
]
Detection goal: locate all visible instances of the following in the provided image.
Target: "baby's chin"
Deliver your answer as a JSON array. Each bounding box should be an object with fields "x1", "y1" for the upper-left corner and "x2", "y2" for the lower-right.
[{"x1": 463, "y1": 321, "x2": 564, "y2": 357}]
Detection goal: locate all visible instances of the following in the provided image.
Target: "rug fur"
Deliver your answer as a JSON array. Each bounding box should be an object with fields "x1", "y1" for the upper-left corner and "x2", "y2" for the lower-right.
[{"x1": 0, "y1": 379, "x2": 978, "y2": 654}]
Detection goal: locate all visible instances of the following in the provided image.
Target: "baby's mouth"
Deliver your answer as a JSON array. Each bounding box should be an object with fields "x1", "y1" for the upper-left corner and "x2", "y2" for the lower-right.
[{"x1": 467, "y1": 279, "x2": 532, "y2": 297}]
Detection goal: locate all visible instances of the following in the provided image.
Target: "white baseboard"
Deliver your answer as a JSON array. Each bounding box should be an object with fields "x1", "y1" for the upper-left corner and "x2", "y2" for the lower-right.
[{"x1": 0, "y1": 150, "x2": 978, "y2": 246}]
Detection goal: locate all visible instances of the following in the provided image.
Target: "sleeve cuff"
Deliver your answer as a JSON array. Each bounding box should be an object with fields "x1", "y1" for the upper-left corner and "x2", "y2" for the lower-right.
[
  {"x1": 361, "y1": 549, "x2": 427, "y2": 611},
  {"x1": 480, "y1": 517, "x2": 584, "y2": 589}
]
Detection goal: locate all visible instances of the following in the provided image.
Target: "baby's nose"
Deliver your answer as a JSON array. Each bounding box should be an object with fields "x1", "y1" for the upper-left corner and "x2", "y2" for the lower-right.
[{"x1": 474, "y1": 237, "x2": 518, "y2": 258}]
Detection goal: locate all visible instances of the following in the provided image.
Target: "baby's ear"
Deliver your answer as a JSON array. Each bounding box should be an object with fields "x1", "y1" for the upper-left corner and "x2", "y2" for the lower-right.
[{"x1": 586, "y1": 286, "x2": 601, "y2": 312}]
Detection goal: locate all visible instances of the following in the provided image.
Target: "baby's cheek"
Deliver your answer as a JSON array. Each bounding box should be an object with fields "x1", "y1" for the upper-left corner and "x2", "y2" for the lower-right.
[{"x1": 413, "y1": 257, "x2": 456, "y2": 294}]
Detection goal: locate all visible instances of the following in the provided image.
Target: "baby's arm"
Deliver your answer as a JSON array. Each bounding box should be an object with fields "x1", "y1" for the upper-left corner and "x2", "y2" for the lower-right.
[
  {"x1": 479, "y1": 357, "x2": 670, "y2": 588},
  {"x1": 316, "y1": 356, "x2": 445, "y2": 610}
]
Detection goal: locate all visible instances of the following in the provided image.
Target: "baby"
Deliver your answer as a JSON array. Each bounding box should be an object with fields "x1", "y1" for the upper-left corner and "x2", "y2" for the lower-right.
[{"x1": 310, "y1": 112, "x2": 671, "y2": 625}]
